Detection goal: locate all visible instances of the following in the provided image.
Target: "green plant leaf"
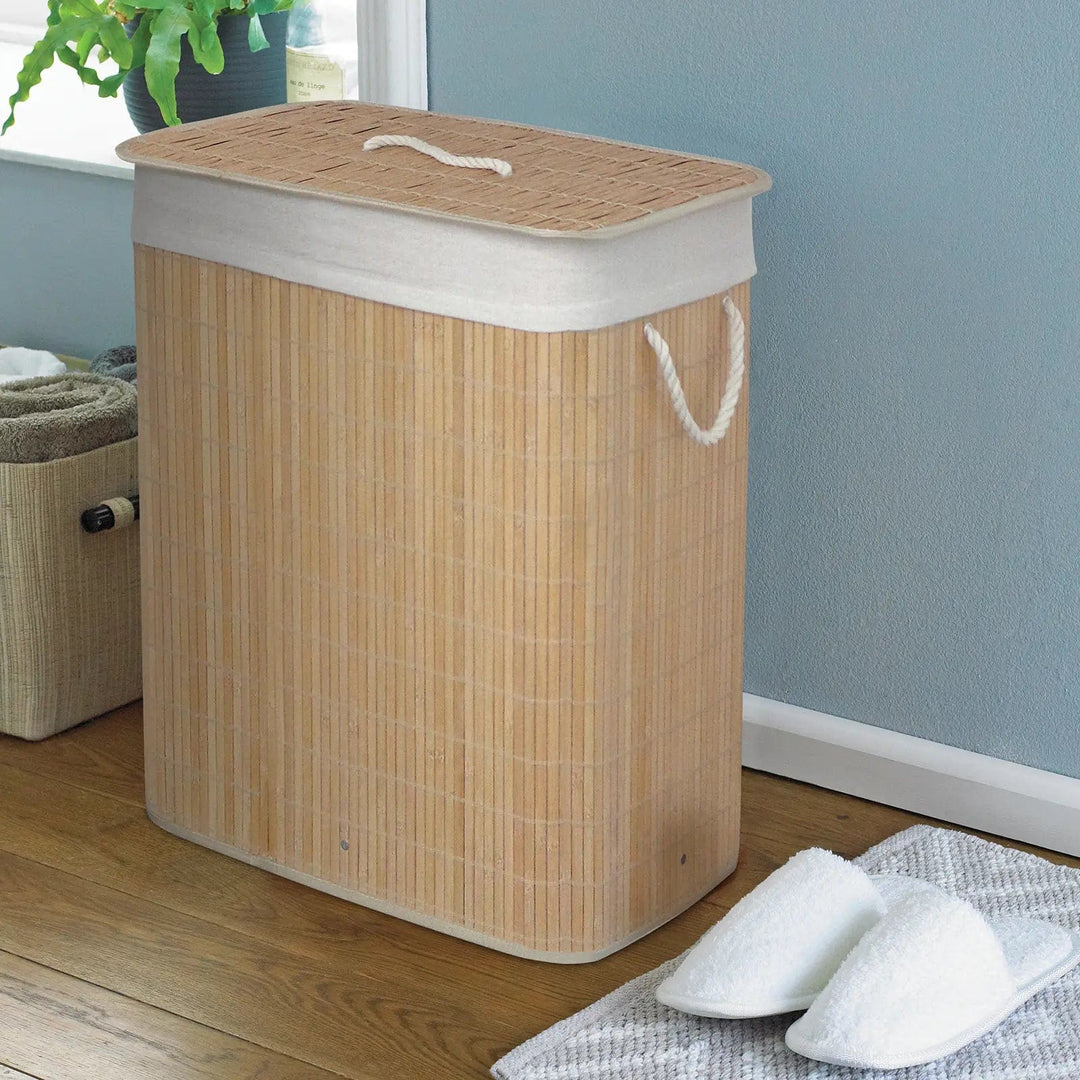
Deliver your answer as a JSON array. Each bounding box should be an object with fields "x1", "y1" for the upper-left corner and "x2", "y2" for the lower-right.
[
  {"x1": 55, "y1": 35, "x2": 125, "y2": 100},
  {"x1": 196, "y1": 22, "x2": 225, "y2": 73},
  {"x1": 143, "y1": 3, "x2": 192, "y2": 125},
  {"x1": 64, "y1": 0, "x2": 107, "y2": 17},
  {"x1": 57, "y1": 42, "x2": 113, "y2": 87},
  {"x1": 187, "y1": 1, "x2": 224, "y2": 74},
  {"x1": 2, "y1": 34, "x2": 57, "y2": 134},
  {"x1": 126, "y1": 13, "x2": 152, "y2": 68},
  {"x1": 97, "y1": 70, "x2": 126, "y2": 97},
  {"x1": 75, "y1": 27, "x2": 97, "y2": 64},
  {"x1": 2, "y1": 7, "x2": 106, "y2": 134},
  {"x1": 3, "y1": 0, "x2": 294, "y2": 133},
  {"x1": 98, "y1": 15, "x2": 133, "y2": 68},
  {"x1": 247, "y1": 12, "x2": 269, "y2": 52}
]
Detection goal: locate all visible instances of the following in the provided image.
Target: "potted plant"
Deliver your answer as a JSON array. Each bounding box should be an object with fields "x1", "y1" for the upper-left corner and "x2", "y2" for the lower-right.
[{"x1": 2, "y1": 0, "x2": 293, "y2": 135}]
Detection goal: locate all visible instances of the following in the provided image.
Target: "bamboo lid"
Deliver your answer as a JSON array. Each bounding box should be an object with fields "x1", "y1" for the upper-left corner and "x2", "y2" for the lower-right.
[{"x1": 117, "y1": 101, "x2": 770, "y2": 236}]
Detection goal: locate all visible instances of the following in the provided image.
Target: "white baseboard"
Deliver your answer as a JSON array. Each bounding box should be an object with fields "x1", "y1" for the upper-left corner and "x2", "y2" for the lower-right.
[{"x1": 743, "y1": 693, "x2": 1080, "y2": 858}]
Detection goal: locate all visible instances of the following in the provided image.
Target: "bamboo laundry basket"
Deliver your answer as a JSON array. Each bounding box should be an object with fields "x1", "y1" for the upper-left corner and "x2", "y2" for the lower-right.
[
  {"x1": 118, "y1": 101, "x2": 771, "y2": 961},
  {"x1": 0, "y1": 439, "x2": 141, "y2": 740}
]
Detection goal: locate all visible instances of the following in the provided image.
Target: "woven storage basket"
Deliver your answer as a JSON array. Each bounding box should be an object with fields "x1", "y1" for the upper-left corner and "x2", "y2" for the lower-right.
[
  {"x1": 0, "y1": 438, "x2": 141, "y2": 740},
  {"x1": 118, "y1": 101, "x2": 770, "y2": 961}
]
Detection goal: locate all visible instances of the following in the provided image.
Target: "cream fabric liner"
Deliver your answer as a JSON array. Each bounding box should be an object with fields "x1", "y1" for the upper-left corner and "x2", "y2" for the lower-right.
[{"x1": 131, "y1": 167, "x2": 757, "y2": 333}]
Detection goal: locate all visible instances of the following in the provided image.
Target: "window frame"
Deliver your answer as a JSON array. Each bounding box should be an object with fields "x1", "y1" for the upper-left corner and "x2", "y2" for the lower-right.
[
  {"x1": 0, "y1": 0, "x2": 427, "y2": 108},
  {"x1": 0, "y1": 0, "x2": 426, "y2": 179},
  {"x1": 357, "y1": 0, "x2": 427, "y2": 109}
]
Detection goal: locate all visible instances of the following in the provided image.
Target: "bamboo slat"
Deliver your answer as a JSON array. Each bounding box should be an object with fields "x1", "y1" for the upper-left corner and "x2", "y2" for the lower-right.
[{"x1": 137, "y1": 243, "x2": 749, "y2": 960}]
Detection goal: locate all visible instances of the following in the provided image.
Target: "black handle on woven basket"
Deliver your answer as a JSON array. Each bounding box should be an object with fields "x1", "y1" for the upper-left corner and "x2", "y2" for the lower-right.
[{"x1": 81, "y1": 494, "x2": 140, "y2": 533}]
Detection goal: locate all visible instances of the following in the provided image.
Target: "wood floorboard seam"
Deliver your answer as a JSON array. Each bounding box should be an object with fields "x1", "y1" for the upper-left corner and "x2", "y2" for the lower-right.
[
  {"x1": 0, "y1": 757, "x2": 145, "y2": 810},
  {"x1": 0, "y1": 849, "x2": 523, "y2": 1077},
  {"x1": 0, "y1": 857, "x2": 406, "y2": 1070},
  {"x1": 0, "y1": 943, "x2": 357, "y2": 1080},
  {"x1": 0, "y1": 759, "x2": 630, "y2": 1031},
  {"x1": 0, "y1": 954, "x2": 354, "y2": 1080},
  {"x1": 0, "y1": 1059, "x2": 45, "y2": 1080},
  {"x1": 0, "y1": 831, "x2": 400, "y2": 993},
  {"x1": 0, "y1": 724, "x2": 599, "y2": 1041},
  {"x1": 0, "y1": 849, "x2": 393, "y2": 991}
]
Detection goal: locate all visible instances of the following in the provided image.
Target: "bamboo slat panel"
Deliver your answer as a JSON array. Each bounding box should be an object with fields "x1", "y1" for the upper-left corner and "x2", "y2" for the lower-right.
[
  {"x1": 137, "y1": 245, "x2": 748, "y2": 960},
  {"x1": 118, "y1": 101, "x2": 768, "y2": 234}
]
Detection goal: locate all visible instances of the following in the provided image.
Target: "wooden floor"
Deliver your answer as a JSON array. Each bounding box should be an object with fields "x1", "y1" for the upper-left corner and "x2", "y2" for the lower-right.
[{"x1": 1, "y1": 704, "x2": 1077, "y2": 1079}]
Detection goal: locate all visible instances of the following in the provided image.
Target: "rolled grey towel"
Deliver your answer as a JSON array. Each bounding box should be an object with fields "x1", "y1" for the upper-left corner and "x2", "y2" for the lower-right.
[
  {"x1": 0, "y1": 372, "x2": 138, "y2": 463},
  {"x1": 90, "y1": 344, "x2": 137, "y2": 385}
]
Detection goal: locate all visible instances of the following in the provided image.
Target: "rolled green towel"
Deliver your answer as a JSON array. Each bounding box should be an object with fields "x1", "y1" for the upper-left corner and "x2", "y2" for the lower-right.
[
  {"x1": 0, "y1": 372, "x2": 138, "y2": 464},
  {"x1": 90, "y1": 345, "x2": 137, "y2": 385}
]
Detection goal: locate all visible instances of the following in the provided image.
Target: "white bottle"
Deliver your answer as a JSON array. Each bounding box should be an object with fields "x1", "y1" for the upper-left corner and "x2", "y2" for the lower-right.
[{"x1": 286, "y1": 0, "x2": 359, "y2": 103}]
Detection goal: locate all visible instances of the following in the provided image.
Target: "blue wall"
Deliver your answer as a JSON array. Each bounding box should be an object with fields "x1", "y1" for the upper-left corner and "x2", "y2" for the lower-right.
[
  {"x1": 429, "y1": 1, "x2": 1080, "y2": 777},
  {"x1": 0, "y1": 161, "x2": 134, "y2": 358}
]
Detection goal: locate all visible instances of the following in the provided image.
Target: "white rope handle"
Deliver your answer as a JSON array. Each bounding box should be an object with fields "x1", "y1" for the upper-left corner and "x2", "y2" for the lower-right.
[
  {"x1": 644, "y1": 295, "x2": 745, "y2": 446},
  {"x1": 362, "y1": 134, "x2": 513, "y2": 178}
]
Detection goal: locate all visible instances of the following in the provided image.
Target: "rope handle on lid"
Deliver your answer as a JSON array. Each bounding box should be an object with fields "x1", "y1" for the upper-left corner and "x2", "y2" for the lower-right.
[
  {"x1": 362, "y1": 134, "x2": 513, "y2": 177},
  {"x1": 645, "y1": 295, "x2": 745, "y2": 447}
]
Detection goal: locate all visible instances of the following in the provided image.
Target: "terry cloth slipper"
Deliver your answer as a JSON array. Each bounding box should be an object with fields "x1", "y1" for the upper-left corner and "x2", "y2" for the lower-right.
[
  {"x1": 655, "y1": 848, "x2": 938, "y2": 1019},
  {"x1": 785, "y1": 889, "x2": 1080, "y2": 1070}
]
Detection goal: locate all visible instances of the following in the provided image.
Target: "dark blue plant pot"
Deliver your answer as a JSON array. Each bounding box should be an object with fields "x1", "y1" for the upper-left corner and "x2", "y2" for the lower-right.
[{"x1": 123, "y1": 10, "x2": 288, "y2": 133}]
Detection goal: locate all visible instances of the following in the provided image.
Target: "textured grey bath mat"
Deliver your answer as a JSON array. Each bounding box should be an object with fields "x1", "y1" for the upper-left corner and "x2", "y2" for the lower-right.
[{"x1": 492, "y1": 825, "x2": 1080, "y2": 1079}]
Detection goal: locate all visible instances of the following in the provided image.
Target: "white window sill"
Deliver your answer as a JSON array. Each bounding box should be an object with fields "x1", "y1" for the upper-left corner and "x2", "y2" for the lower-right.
[
  {"x1": 0, "y1": 39, "x2": 135, "y2": 180},
  {"x1": 0, "y1": 1, "x2": 428, "y2": 181}
]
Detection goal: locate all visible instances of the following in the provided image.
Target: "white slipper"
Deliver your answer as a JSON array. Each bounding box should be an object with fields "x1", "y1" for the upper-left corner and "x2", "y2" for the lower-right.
[
  {"x1": 655, "y1": 848, "x2": 938, "y2": 1018},
  {"x1": 785, "y1": 889, "x2": 1080, "y2": 1069}
]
